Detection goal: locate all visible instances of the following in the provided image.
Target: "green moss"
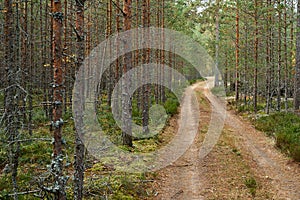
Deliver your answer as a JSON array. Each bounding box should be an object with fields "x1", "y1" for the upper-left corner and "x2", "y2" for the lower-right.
[{"x1": 84, "y1": 172, "x2": 152, "y2": 199}]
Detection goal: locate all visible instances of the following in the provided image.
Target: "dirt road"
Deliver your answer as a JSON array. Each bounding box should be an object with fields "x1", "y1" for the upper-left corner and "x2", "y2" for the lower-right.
[{"x1": 152, "y1": 79, "x2": 300, "y2": 200}]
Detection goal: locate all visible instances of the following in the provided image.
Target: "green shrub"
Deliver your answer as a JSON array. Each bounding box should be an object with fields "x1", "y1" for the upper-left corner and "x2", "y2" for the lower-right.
[
  {"x1": 255, "y1": 112, "x2": 300, "y2": 161},
  {"x1": 164, "y1": 98, "x2": 179, "y2": 115}
]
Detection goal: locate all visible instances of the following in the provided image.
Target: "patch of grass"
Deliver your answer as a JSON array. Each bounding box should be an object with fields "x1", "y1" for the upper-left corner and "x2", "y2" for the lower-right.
[
  {"x1": 255, "y1": 112, "x2": 300, "y2": 161},
  {"x1": 211, "y1": 86, "x2": 226, "y2": 97},
  {"x1": 32, "y1": 108, "x2": 48, "y2": 124},
  {"x1": 20, "y1": 140, "x2": 52, "y2": 165},
  {"x1": 244, "y1": 176, "x2": 257, "y2": 196}
]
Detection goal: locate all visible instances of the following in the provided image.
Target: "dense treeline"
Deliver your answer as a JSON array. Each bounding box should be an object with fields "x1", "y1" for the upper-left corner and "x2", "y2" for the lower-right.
[{"x1": 192, "y1": 0, "x2": 299, "y2": 113}]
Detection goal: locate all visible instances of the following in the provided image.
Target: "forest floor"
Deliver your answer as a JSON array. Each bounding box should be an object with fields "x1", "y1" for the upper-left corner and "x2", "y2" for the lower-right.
[{"x1": 149, "y1": 79, "x2": 300, "y2": 200}]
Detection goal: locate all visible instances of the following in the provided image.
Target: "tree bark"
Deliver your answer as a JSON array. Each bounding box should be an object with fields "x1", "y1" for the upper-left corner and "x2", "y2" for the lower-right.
[
  {"x1": 277, "y1": 0, "x2": 282, "y2": 111},
  {"x1": 266, "y1": 0, "x2": 271, "y2": 114},
  {"x1": 122, "y1": 0, "x2": 133, "y2": 146},
  {"x1": 295, "y1": 0, "x2": 300, "y2": 111},
  {"x1": 253, "y1": 0, "x2": 259, "y2": 113},
  {"x1": 142, "y1": 0, "x2": 150, "y2": 133},
  {"x1": 74, "y1": 1, "x2": 86, "y2": 199},
  {"x1": 235, "y1": 0, "x2": 240, "y2": 102},
  {"x1": 283, "y1": 0, "x2": 288, "y2": 111},
  {"x1": 51, "y1": 0, "x2": 66, "y2": 199},
  {"x1": 215, "y1": 0, "x2": 220, "y2": 87},
  {"x1": 107, "y1": 0, "x2": 113, "y2": 106},
  {"x1": 4, "y1": 0, "x2": 20, "y2": 199}
]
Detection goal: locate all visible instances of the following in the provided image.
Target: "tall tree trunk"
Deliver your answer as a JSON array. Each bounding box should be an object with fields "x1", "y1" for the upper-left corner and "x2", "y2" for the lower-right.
[
  {"x1": 114, "y1": 0, "x2": 121, "y2": 117},
  {"x1": 290, "y1": 0, "x2": 295, "y2": 100},
  {"x1": 235, "y1": 0, "x2": 240, "y2": 102},
  {"x1": 243, "y1": 21, "x2": 249, "y2": 106},
  {"x1": 161, "y1": 0, "x2": 166, "y2": 103},
  {"x1": 122, "y1": 0, "x2": 133, "y2": 146},
  {"x1": 155, "y1": 0, "x2": 161, "y2": 104},
  {"x1": 63, "y1": 0, "x2": 68, "y2": 113},
  {"x1": 283, "y1": 0, "x2": 288, "y2": 111},
  {"x1": 224, "y1": 52, "x2": 228, "y2": 92},
  {"x1": 22, "y1": 0, "x2": 30, "y2": 133},
  {"x1": 106, "y1": 0, "x2": 113, "y2": 106},
  {"x1": 215, "y1": 0, "x2": 220, "y2": 87},
  {"x1": 41, "y1": 0, "x2": 48, "y2": 119},
  {"x1": 277, "y1": 0, "x2": 282, "y2": 111},
  {"x1": 135, "y1": 0, "x2": 141, "y2": 112},
  {"x1": 266, "y1": 0, "x2": 271, "y2": 114},
  {"x1": 253, "y1": 0, "x2": 259, "y2": 113},
  {"x1": 4, "y1": 0, "x2": 20, "y2": 199},
  {"x1": 30, "y1": 0, "x2": 35, "y2": 131},
  {"x1": 74, "y1": 1, "x2": 86, "y2": 199},
  {"x1": 51, "y1": 0, "x2": 66, "y2": 199},
  {"x1": 295, "y1": 0, "x2": 300, "y2": 111},
  {"x1": 142, "y1": 0, "x2": 150, "y2": 133}
]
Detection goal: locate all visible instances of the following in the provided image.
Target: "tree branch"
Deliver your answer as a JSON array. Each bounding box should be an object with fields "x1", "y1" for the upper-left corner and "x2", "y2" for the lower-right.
[
  {"x1": 69, "y1": 22, "x2": 84, "y2": 42},
  {"x1": 111, "y1": 0, "x2": 126, "y2": 16},
  {"x1": 8, "y1": 190, "x2": 41, "y2": 196}
]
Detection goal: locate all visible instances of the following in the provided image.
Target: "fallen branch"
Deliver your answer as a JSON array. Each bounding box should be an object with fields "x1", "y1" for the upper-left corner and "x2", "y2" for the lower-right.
[
  {"x1": 5, "y1": 138, "x2": 52, "y2": 145},
  {"x1": 8, "y1": 190, "x2": 41, "y2": 196}
]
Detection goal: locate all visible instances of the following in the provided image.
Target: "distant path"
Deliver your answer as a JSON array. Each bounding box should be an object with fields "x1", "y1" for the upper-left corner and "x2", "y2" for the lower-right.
[
  {"x1": 153, "y1": 82, "x2": 206, "y2": 200},
  {"x1": 152, "y1": 78, "x2": 300, "y2": 199}
]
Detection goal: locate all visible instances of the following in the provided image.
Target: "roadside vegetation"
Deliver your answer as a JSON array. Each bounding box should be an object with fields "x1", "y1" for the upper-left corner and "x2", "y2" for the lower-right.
[
  {"x1": 0, "y1": 85, "x2": 185, "y2": 199},
  {"x1": 255, "y1": 112, "x2": 300, "y2": 161},
  {"x1": 222, "y1": 93, "x2": 300, "y2": 162}
]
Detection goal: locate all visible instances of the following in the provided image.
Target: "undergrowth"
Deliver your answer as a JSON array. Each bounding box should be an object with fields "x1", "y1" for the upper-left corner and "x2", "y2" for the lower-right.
[
  {"x1": 223, "y1": 93, "x2": 300, "y2": 162},
  {"x1": 0, "y1": 79, "x2": 205, "y2": 199},
  {"x1": 255, "y1": 112, "x2": 300, "y2": 161}
]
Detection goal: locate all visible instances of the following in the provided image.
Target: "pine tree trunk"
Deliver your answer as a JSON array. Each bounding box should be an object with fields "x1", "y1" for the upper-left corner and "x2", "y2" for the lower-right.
[
  {"x1": 74, "y1": 1, "x2": 86, "y2": 199},
  {"x1": 266, "y1": 0, "x2": 271, "y2": 114},
  {"x1": 277, "y1": 0, "x2": 282, "y2": 111},
  {"x1": 161, "y1": 0, "x2": 166, "y2": 103},
  {"x1": 155, "y1": 0, "x2": 161, "y2": 104},
  {"x1": 107, "y1": 0, "x2": 113, "y2": 106},
  {"x1": 142, "y1": 0, "x2": 150, "y2": 133},
  {"x1": 52, "y1": 0, "x2": 66, "y2": 199},
  {"x1": 295, "y1": 0, "x2": 300, "y2": 111},
  {"x1": 243, "y1": 22, "x2": 249, "y2": 107},
  {"x1": 215, "y1": 0, "x2": 220, "y2": 87},
  {"x1": 235, "y1": 0, "x2": 239, "y2": 102},
  {"x1": 283, "y1": 0, "x2": 288, "y2": 111},
  {"x1": 253, "y1": 0, "x2": 259, "y2": 113},
  {"x1": 122, "y1": 0, "x2": 133, "y2": 146},
  {"x1": 4, "y1": 0, "x2": 20, "y2": 199}
]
